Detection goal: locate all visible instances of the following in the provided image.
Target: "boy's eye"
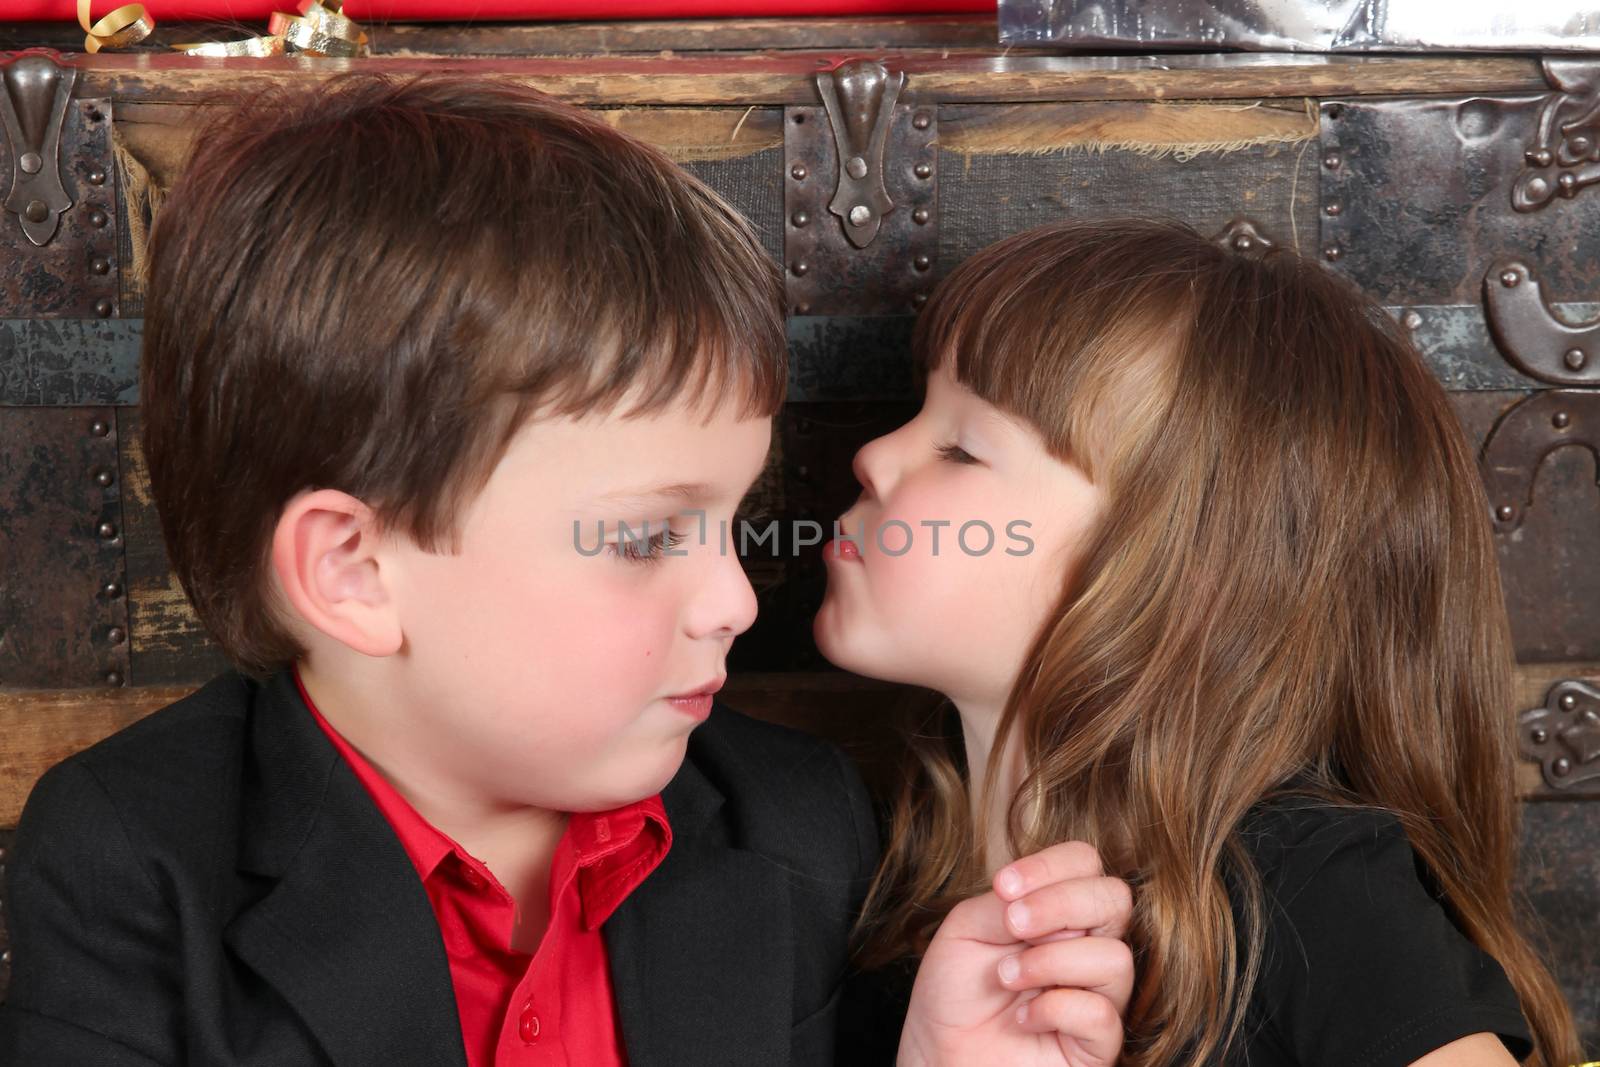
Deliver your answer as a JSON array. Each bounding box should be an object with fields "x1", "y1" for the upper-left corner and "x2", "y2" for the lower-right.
[
  {"x1": 936, "y1": 441, "x2": 979, "y2": 465},
  {"x1": 610, "y1": 524, "x2": 687, "y2": 565}
]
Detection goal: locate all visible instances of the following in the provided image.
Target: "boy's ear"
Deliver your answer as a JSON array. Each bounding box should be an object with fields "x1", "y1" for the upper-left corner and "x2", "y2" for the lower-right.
[{"x1": 270, "y1": 488, "x2": 403, "y2": 658}]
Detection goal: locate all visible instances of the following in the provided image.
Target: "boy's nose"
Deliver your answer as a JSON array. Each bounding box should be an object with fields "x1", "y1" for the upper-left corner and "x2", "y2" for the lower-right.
[{"x1": 685, "y1": 540, "x2": 758, "y2": 641}]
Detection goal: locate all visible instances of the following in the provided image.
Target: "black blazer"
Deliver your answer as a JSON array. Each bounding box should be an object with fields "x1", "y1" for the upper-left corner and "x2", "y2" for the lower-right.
[{"x1": 0, "y1": 669, "x2": 882, "y2": 1066}]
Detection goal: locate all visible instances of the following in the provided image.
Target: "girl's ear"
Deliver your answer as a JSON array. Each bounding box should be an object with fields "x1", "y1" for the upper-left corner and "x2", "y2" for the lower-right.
[{"x1": 269, "y1": 488, "x2": 403, "y2": 657}]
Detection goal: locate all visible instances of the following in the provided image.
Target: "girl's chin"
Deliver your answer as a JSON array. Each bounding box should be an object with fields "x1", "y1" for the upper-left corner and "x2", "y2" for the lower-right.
[{"x1": 811, "y1": 607, "x2": 910, "y2": 685}]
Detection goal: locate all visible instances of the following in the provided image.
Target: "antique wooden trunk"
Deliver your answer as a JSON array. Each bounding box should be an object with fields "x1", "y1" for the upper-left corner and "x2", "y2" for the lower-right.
[{"x1": 1, "y1": 13, "x2": 1596, "y2": 1045}]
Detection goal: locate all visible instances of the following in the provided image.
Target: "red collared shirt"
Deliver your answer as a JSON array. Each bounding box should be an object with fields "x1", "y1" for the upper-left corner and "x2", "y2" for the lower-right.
[{"x1": 293, "y1": 666, "x2": 671, "y2": 1066}]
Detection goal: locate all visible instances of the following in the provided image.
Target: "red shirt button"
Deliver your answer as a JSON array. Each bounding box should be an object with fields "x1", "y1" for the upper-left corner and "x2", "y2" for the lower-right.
[{"x1": 519, "y1": 1000, "x2": 540, "y2": 1044}]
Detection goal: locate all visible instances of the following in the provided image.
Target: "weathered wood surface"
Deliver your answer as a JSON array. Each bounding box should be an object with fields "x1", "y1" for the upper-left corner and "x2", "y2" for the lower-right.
[{"x1": 45, "y1": 53, "x2": 1547, "y2": 108}]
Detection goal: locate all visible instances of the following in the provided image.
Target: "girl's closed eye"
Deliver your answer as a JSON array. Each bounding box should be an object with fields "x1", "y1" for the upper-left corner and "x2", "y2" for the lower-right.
[
  {"x1": 936, "y1": 441, "x2": 981, "y2": 465},
  {"x1": 609, "y1": 522, "x2": 686, "y2": 565}
]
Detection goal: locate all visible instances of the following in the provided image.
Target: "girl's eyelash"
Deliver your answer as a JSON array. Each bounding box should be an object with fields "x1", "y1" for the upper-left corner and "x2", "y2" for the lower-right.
[
  {"x1": 612, "y1": 525, "x2": 686, "y2": 565},
  {"x1": 936, "y1": 441, "x2": 979, "y2": 465}
]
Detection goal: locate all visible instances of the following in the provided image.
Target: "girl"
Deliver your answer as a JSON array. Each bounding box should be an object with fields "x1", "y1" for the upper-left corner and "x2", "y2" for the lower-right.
[{"x1": 815, "y1": 217, "x2": 1582, "y2": 1066}]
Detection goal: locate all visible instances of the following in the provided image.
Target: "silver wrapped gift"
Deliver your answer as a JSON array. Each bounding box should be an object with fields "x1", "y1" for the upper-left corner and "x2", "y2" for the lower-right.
[{"x1": 998, "y1": 1, "x2": 1600, "y2": 52}]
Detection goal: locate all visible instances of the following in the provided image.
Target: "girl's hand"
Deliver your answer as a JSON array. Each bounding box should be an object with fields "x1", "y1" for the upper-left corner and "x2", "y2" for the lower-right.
[{"x1": 896, "y1": 841, "x2": 1134, "y2": 1067}]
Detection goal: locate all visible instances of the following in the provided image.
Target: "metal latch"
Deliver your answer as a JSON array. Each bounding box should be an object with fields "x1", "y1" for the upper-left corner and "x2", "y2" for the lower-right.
[{"x1": 2, "y1": 52, "x2": 78, "y2": 247}]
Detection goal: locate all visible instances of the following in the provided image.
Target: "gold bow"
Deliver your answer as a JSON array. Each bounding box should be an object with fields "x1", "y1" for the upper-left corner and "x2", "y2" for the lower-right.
[
  {"x1": 77, "y1": 0, "x2": 153, "y2": 53},
  {"x1": 173, "y1": 0, "x2": 368, "y2": 58}
]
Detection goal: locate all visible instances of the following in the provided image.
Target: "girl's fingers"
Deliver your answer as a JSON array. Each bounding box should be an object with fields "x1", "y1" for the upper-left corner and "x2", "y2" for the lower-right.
[
  {"x1": 1015, "y1": 987, "x2": 1123, "y2": 1063},
  {"x1": 1004, "y1": 875, "x2": 1133, "y2": 941},
  {"x1": 996, "y1": 935, "x2": 1136, "y2": 1012},
  {"x1": 994, "y1": 841, "x2": 1103, "y2": 900},
  {"x1": 934, "y1": 890, "x2": 1013, "y2": 945}
]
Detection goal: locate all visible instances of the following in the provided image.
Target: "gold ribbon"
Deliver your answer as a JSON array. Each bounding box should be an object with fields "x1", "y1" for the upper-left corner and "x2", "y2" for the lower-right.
[
  {"x1": 170, "y1": 0, "x2": 368, "y2": 59},
  {"x1": 77, "y1": 0, "x2": 154, "y2": 53}
]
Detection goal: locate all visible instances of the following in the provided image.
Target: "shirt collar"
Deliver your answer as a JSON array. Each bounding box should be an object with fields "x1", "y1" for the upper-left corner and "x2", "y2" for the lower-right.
[{"x1": 291, "y1": 662, "x2": 673, "y2": 923}]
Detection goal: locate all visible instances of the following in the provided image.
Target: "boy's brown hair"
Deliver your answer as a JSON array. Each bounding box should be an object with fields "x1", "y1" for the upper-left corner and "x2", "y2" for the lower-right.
[{"x1": 141, "y1": 74, "x2": 786, "y2": 679}]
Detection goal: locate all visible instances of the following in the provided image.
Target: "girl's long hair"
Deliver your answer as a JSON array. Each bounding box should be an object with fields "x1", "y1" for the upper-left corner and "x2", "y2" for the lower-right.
[{"x1": 855, "y1": 218, "x2": 1579, "y2": 1065}]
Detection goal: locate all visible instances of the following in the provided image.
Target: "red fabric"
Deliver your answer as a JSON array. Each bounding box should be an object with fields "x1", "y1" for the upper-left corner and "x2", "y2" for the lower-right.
[
  {"x1": 292, "y1": 665, "x2": 671, "y2": 1067},
  {"x1": 12, "y1": 1, "x2": 993, "y2": 21}
]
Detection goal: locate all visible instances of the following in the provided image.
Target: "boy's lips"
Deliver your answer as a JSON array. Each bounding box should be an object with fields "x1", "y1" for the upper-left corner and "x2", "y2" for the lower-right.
[
  {"x1": 664, "y1": 676, "x2": 725, "y2": 701},
  {"x1": 663, "y1": 676, "x2": 724, "y2": 721}
]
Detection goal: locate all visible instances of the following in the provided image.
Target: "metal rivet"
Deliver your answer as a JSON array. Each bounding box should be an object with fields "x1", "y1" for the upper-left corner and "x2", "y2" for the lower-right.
[
  {"x1": 912, "y1": 112, "x2": 931, "y2": 130},
  {"x1": 92, "y1": 257, "x2": 111, "y2": 275},
  {"x1": 94, "y1": 298, "x2": 113, "y2": 318},
  {"x1": 1525, "y1": 176, "x2": 1550, "y2": 201},
  {"x1": 97, "y1": 521, "x2": 119, "y2": 540},
  {"x1": 1, "y1": 950, "x2": 9, "y2": 965},
  {"x1": 102, "y1": 581, "x2": 123, "y2": 599},
  {"x1": 1403, "y1": 310, "x2": 1423, "y2": 330},
  {"x1": 912, "y1": 207, "x2": 930, "y2": 225},
  {"x1": 847, "y1": 205, "x2": 872, "y2": 227},
  {"x1": 913, "y1": 254, "x2": 931, "y2": 271},
  {"x1": 1531, "y1": 726, "x2": 1549, "y2": 744},
  {"x1": 89, "y1": 419, "x2": 110, "y2": 437},
  {"x1": 794, "y1": 302, "x2": 811, "y2": 315},
  {"x1": 1571, "y1": 135, "x2": 1592, "y2": 155},
  {"x1": 1565, "y1": 348, "x2": 1587, "y2": 370},
  {"x1": 790, "y1": 210, "x2": 810, "y2": 227},
  {"x1": 1323, "y1": 151, "x2": 1341, "y2": 169},
  {"x1": 88, "y1": 208, "x2": 108, "y2": 228},
  {"x1": 19, "y1": 151, "x2": 41, "y2": 174},
  {"x1": 93, "y1": 468, "x2": 114, "y2": 487},
  {"x1": 1500, "y1": 269, "x2": 1520, "y2": 288},
  {"x1": 911, "y1": 292, "x2": 928, "y2": 307},
  {"x1": 1560, "y1": 692, "x2": 1578, "y2": 711},
  {"x1": 845, "y1": 156, "x2": 868, "y2": 180},
  {"x1": 913, "y1": 163, "x2": 932, "y2": 180},
  {"x1": 1553, "y1": 756, "x2": 1572, "y2": 777},
  {"x1": 790, "y1": 163, "x2": 808, "y2": 181},
  {"x1": 1526, "y1": 148, "x2": 1553, "y2": 167},
  {"x1": 1324, "y1": 201, "x2": 1342, "y2": 216},
  {"x1": 88, "y1": 168, "x2": 106, "y2": 186},
  {"x1": 104, "y1": 670, "x2": 123, "y2": 687},
  {"x1": 108, "y1": 626, "x2": 126, "y2": 645},
  {"x1": 1496, "y1": 504, "x2": 1514, "y2": 521},
  {"x1": 1323, "y1": 245, "x2": 1342, "y2": 262},
  {"x1": 23, "y1": 200, "x2": 48, "y2": 224},
  {"x1": 1233, "y1": 234, "x2": 1255, "y2": 252},
  {"x1": 1558, "y1": 171, "x2": 1578, "y2": 195},
  {"x1": 1553, "y1": 411, "x2": 1571, "y2": 429},
  {"x1": 790, "y1": 262, "x2": 810, "y2": 277}
]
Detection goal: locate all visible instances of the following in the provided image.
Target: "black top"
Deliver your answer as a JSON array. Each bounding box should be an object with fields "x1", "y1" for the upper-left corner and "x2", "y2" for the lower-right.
[
  {"x1": 1230, "y1": 799, "x2": 1532, "y2": 1066},
  {"x1": 840, "y1": 800, "x2": 1534, "y2": 1067},
  {"x1": 0, "y1": 668, "x2": 881, "y2": 1066}
]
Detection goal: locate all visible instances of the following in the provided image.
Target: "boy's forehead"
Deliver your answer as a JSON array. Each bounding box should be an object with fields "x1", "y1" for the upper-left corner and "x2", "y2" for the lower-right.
[{"x1": 502, "y1": 397, "x2": 772, "y2": 504}]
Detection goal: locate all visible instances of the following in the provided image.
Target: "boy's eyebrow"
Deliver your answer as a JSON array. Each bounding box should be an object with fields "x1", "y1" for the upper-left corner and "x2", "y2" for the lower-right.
[{"x1": 586, "y1": 482, "x2": 714, "y2": 507}]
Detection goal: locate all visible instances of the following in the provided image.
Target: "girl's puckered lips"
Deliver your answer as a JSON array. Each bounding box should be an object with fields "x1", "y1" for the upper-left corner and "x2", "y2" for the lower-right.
[{"x1": 822, "y1": 536, "x2": 862, "y2": 563}]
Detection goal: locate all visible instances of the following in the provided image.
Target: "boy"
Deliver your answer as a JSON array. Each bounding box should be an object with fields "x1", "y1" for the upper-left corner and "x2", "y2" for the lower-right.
[{"x1": 0, "y1": 75, "x2": 1129, "y2": 1066}]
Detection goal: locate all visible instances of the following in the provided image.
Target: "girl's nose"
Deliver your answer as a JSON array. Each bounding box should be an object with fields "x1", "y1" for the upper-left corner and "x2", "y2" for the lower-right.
[{"x1": 852, "y1": 431, "x2": 896, "y2": 500}]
